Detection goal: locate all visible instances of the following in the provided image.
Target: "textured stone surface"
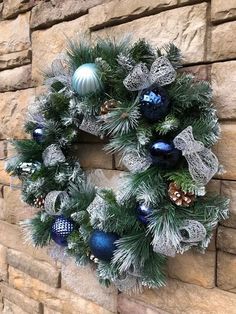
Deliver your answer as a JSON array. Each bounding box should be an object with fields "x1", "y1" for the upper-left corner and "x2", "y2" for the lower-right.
[
  {"x1": 2, "y1": 0, "x2": 35, "y2": 19},
  {"x1": 211, "y1": 0, "x2": 236, "y2": 22},
  {"x1": 92, "y1": 3, "x2": 207, "y2": 64},
  {"x1": 7, "y1": 249, "x2": 60, "y2": 287},
  {"x1": 168, "y1": 251, "x2": 215, "y2": 288},
  {"x1": 0, "y1": 88, "x2": 35, "y2": 139},
  {"x1": 212, "y1": 61, "x2": 236, "y2": 119},
  {"x1": 32, "y1": 15, "x2": 88, "y2": 85},
  {"x1": 0, "y1": 65, "x2": 32, "y2": 92},
  {"x1": 180, "y1": 64, "x2": 210, "y2": 81},
  {"x1": 61, "y1": 259, "x2": 117, "y2": 312},
  {"x1": 1, "y1": 283, "x2": 43, "y2": 314},
  {"x1": 211, "y1": 22, "x2": 236, "y2": 61},
  {"x1": 88, "y1": 0, "x2": 177, "y2": 29},
  {"x1": 0, "y1": 141, "x2": 7, "y2": 159},
  {"x1": 9, "y1": 267, "x2": 113, "y2": 314},
  {"x1": 0, "y1": 160, "x2": 11, "y2": 185},
  {"x1": 217, "y1": 226, "x2": 236, "y2": 254},
  {"x1": 2, "y1": 299, "x2": 28, "y2": 314},
  {"x1": 0, "y1": 12, "x2": 30, "y2": 55},
  {"x1": 0, "y1": 244, "x2": 7, "y2": 281},
  {"x1": 132, "y1": 279, "x2": 236, "y2": 313},
  {"x1": 221, "y1": 180, "x2": 236, "y2": 228},
  {"x1": 0, "y1": 49, "x2": 31, "y2": 70},
  {"x1": 216, "y1": 123, "x2": 236, "y2": 180},
  {"x1": 217, "y1": 251, "x2": 236, "y2": 292}
]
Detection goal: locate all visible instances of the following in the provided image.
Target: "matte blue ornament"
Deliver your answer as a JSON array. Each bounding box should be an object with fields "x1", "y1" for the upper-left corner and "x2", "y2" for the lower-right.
[
  {"x1": 33, "y1": 126, "x2": 44, "y2": 143},
  {"x1": 89, "y1": 230, "x2": 120, "y2": 262},
  {"x1": 139, "y1": 87, "x2": 169, "y2": 122},
  {"x1": 136, "y1": 203, "x2": 153, "y2": 224},
  {"x1": 51, "y1": 216, "x2": 74, "y2": 247},
  {"x1": 72, "y1": 63, "x2": 102, "y2": 96},
  {"x1": 150, "y1": 140, "x2": 181, "y2": 168}
]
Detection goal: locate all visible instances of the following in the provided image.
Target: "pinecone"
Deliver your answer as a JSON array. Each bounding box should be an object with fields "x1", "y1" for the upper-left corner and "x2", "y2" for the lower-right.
[
  {"x1": 168, "y1": 182, "x2": 195, "y2": 207},
  {"x1": 33, "y1": 195, "x2": 45, "y2": 208},
  {"x1": 100, "y1": 99, "x2": 118, "y2": 115}
]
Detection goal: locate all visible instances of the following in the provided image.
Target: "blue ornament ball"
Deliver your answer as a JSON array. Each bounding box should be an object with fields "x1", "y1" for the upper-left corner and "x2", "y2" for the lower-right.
[
  {"x1": 51, "y1": 216, "x2": 74, "y2": 247},
  {"x1": 150, "y1": 140, "x2": 181, "y2": 168},
  {"x1": 139, "y1": 87, "x2": 169, "y2": 122},
  {"x1": 136, "y1": 203, "x2": 153, "y2": 224},
  {"x1": 89, "y1": 230, "x2": 120, "y2": 262},
  {"x1": 72, "y1": 63, "x2": 102, "y2": 96},
  {"x1": 33, "y1": 126, "x2": 44, "y2": 143}
]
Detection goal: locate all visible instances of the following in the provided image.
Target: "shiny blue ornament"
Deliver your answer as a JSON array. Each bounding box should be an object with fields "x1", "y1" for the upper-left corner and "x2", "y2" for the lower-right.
[
  {"x1": 139, "y1": 87, "x2": 169, "y2": 122},
  {"x1": 89, "y1": 230, "x2": 119, "y2": 262},
  {"x1": 72, "y1": 63, "x2": 102, "y2": 96},
  {"x1": 33, "y1": 126, "x2": 44, "y2": 143},
  {"x1": 51, "y1": 216, "x2": 74, "y2": 247},
  {"x1": 136, "y1": 203, "x2": 153, "y2": 224},
  {"x1": 150, "y1": 140, "x2": 181, "y2": 168}
]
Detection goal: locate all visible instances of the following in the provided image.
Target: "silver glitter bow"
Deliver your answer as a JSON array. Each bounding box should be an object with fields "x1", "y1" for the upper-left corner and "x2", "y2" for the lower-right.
[
  {"x1": 44, "y1": 191, "x2": 69, "y2": 216},
  {"x1": 79, "y1": 116, "x2": 103, "y2": 137},
  {"x1": 123, "y1": 56, "x2": 176, "y2": 91},
  {"x1": 42, "y1": 144, "x2": 66, "y2": 167},
  {"x1": 173, "y1": 126, "x2": 219, "y2": 185},
  {"x1": 86, "y1": 194, "x2": 108, "y2": 228},
  {"x1": 122, "y1": 152, "x2": 152, "y2": 173}
]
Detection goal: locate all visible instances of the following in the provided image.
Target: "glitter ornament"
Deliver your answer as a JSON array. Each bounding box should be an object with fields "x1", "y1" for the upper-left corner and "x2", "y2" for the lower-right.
[
  {"x1": 72, "y1": 63, "x2": 102, "y2": 96},
  {"x1": 89, "y1": 230, "x2": 119, "y2": 262},
  {"x1": 51, "y1": 216, "x2": 74, "y2": 246},
  {"x1": 150, "y1": 140, "x2": 181, "y2": 168},
  {"x1": 136, "y1": 203, "x2": 153, "y2": 224},
  {"x1": 33, "y1": 126, "x2": 44, "y2": 143},
  {"x1": 168, "y1": 182, "x2": 195, "y2": 207},
  {"x1": 139, "y1": 87, "x2": 169, "y2": 122}
]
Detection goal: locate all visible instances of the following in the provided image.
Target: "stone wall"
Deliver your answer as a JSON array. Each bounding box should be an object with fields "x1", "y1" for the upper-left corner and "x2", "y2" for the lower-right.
[{"x1": 0, "y1": 0, "x2": 236, "y2": 313}]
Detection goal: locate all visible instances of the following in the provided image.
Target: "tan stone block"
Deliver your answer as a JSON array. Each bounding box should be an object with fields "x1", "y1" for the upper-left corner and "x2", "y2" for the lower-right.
[
  {"x1": 92, "y1": 3, "x2": 207, "y2": 64},
  {"x1": 9, "y1": 267, "x2": 114, "y2": 314},
  {"x1": 0, "y1": 88, "x2": 35, "y2": 139},
  {"x1": 211, "y1": 61, "x2": 236, "y2": 120},
  {"x1": 2, "y1": 299, "x2": 28, "y2": 314},
  {"x1": 0, "y1": 141, "x2": 7, "y2": 160},
  {"x1": 206, "y1": 179, "x2": 221, "y2": 194},
  {"x1": 88, "y1": 0, "x2": 177, "y2": 29},
  {"x1": 168, "y1": 250, "x2": 215, "y2": 288},
  {"x1": 61, "y1": 259, "x2": 117, "y2": 312},
  {"x1": 133, "y1": 279, "x2": 236, "y2": 314},
  {"x1": 211, "y1": 22, "x2": 236, "y2": 61},
  {"x1": 217, "y1": 226, "x2": 236, "y2": 254},
  {"x1": 0, "y1": 49, "x2": 31, "y2": 70},
  {"x1": 0, "y1": 161, "x2": 11, "y2": 185},
  {"x1": 0, "y1": 65, "x2": 33, "y2": 92},
  {"x1": 7, "y1": 249, "x2": 60, "y2": 288},
  {"x1": 0, "y1": 12, "x2": 30, "y2": 55},
  {"x1": 73, "y1": 144, "x2": 113, "y2": 169},
  {"x1": 221, "y1": 180, "x2": 236, "y2": 228},
  {"x1": 2, "y1": 0, "x2": 35, "y2": 19},
  {"x1": 0, "y1": 220, "x2": 54, "y2": 265},
  {"x1": 216, "y1": 123, "x2": 236, "y2": 180},
  {"x1": 217, "y1": 251, "x2": 236, "y2": 292},
  {"x1": 43, "y1": 307, "x2": 61, "y2": 314},
  {"x1": 0, "y1": 283, "x2": 42, "y2": 314},
  {"x1": 211, "y1": 0, "x2": 236, "y2": 22},
  {"x1": 32, "y1": 15, "x2": 88, "y2": 85},
  {"x1": 180, "y1": 64, "x2": 210, "y2": 81},
  {"x1": 0, "y1": 244, "x2": 7, "y2": 281}
]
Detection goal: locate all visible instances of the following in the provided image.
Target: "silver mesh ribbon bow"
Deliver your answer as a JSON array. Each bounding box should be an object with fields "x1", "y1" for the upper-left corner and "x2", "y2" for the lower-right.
[
  {"x1": 42, "y1": 144, "x2": 66, "y2": 167},
  {"x1": 44, "y1": 191, "x2": 69, "y2": 216},
  {"x1": 173, "y1": 126, "x2": 219, "y2": 185},
  {"x1": 123, "y1": 56, "x2": 176, "y2": 91},
  {"x1": 79, "y1": 116, "x2": 103, "y2": 137},
  {"x1": 122, "y1": 152, "x2": 152, "y2": 173}
]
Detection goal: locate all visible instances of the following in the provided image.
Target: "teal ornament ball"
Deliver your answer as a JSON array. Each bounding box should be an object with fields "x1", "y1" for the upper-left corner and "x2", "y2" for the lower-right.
[{"x1": 72, "y1": 63, "x2": 102, "y2": 96}]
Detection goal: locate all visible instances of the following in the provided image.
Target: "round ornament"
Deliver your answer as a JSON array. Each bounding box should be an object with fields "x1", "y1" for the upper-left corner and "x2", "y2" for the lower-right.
[
  {"x1": 136, "y1": 203, "x2": 153, "y2": 224},
  {"x1": 33, "y1": 126, "x2": 44, "y2": 143},
  {"x1": 72, "y1": 63, "x2": 102, "y2": 96},
  {"x1": 149, "y1": 140, "x2": 181, "y2": 168},
  {"x1": 89, "y1": 230, "x2": 119, "y2": 262},
  {"x1": 139, "y1": 87, "x2": 169, "y2": 122},
  {"x1": 51, "y1": 216, "x2": 74, "y2": 246}
]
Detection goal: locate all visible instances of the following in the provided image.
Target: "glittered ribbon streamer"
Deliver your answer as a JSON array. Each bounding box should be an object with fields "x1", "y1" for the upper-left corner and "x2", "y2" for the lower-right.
[
  {"x1": 123, "y1": 56, "x2": 176, "y2": 91},
  {"x1": 122, "y1": 152, "x2": 152, "y2": 173},
  {"x1": 173, "y1": 126, "x2": 219, "y2": 185},
  {"x1": 44, "y1": 191, "x2": 69, "y2": 216},
  {"x1": 42, "y1": 144, "x2": 66, "y2": 167}
]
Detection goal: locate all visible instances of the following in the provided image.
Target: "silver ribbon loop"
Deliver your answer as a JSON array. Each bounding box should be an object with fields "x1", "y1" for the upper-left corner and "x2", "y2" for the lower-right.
[
  {"x1": 123, "y1": 56, "x2": 176, "y2": 91},
  {"x1": 122, "y1": 152, "x2": 152, "y2": 173},
  {"x1": 44, "y1": 191, "x2": 69, "y2": 216},
  {"x1": 179, "y1": 219, "x2": 206, "y2": 243},
  {"x1": 173, "y1": 126, "x2": 219, "y2": 185},
  {"x1": 42, "y1": 144, "x2": 66, "y2": 167}
]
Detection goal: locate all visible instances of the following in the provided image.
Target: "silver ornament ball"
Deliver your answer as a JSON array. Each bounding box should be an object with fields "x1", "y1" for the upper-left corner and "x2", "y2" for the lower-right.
[{"x1": 72, "y1": 63, "x2": 102, "y2": 96}]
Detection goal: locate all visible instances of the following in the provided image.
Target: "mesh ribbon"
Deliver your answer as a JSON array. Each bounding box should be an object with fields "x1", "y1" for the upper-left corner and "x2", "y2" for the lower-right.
[
  {"x1": 42, "y1": 144, "x2": 66, "y2": 167},
  {"x1": 173, "y1": 126, "x2": 219, "y2": 185},
  {"x1": 122, "y1": 152, "x2": 152, "y2": 173},
  {"x1": 44, "y1": 191, "x2": 69, "y2": 216},
  {"x1": 179, "y1": 219, "x2": 207, "y2": 243},
  {"x1": 79, "y1": 116, "x2": 103, "y2": 137},
  {"x1": 123, "y1": 56, "x2": 176, "y2": 91}
]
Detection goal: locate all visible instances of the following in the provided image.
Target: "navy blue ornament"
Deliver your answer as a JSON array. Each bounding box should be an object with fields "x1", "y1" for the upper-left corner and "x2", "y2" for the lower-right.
[
  {"x1": 51, "y1": 216, "x2": 74, "y2": 246},
  {"x1": 136, "y1": 203, "x2": 153, "y2": 224},
  {"x1": 139, "y1": 87, "x2": 169, "y2": 122},
  {"x1": 150, "y1": 140, "x2": 181, "y2": 168},
  {"x1": 33, "y1": 126, "x2": 44, "y2": 143},
  {"x1": 89, "y1": 230, "x2": 120, "y2": 262}
]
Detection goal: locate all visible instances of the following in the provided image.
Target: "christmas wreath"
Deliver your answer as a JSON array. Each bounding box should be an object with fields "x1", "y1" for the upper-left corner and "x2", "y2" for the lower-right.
[{"x1": 6, "y1": 36, "x2": 229, "y2": 293}]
